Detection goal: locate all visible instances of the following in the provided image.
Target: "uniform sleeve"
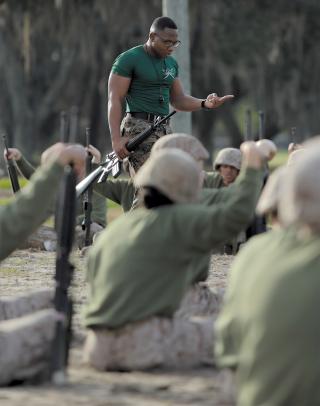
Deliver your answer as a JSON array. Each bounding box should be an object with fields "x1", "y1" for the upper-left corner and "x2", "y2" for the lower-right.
[
  {"x1": 111, "y1": 51, "x2": 135, "y2": 78},
  {"x1": 93, "y1": 179, "x2": 127, "y2": 206},
  {"x1": 0, "y1": 162, "x2": 64, "y2": 260},
  {"x1": 16, "y1": 155, "x2": 36, "y2": 179},
  {"x1": 183, "y1": 167, "x2": 263, "y2": 250},
  {"x1": 76, "y1": 191, "x2": 107, "y2": 228},
  {"x1": 203, "y1": 171, "x2": 224, "y2": 189},
  {"x1": 201, "y1": 168, "x2": 261, "y2": 206},
  {"x1": 214, "y1": 236, "x2": 264, "y2": 369}
]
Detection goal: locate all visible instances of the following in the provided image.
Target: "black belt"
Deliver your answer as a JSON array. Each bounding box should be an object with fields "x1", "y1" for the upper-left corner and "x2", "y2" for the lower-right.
[{"x1": 126, "y1": 112, "x2": 168, "y2": 123}]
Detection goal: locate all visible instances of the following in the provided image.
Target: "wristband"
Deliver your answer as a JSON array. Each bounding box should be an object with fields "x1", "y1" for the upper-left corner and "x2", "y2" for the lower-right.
[{"x1": 201, "y1": 100, "x2": 210, "y2": 110}]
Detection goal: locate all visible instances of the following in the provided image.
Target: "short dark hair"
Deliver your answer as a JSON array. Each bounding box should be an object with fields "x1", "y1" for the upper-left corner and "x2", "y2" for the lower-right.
[{"x1": 150, "y1": 16, "x2": 177, "y2": 32}]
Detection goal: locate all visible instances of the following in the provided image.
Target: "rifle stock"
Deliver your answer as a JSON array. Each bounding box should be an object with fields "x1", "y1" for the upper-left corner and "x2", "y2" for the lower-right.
[
  {"x1": 82, "y1": 127, "x2": 93, "y2": 246},
  {"x1": 126, "y1": 110, "x2": 176, "y2": 151},
  {"x1": 2, "y1": 134, "x2": 20, "y2": 194},
  {"x1": 51, "y1": 110, "x2": 76, "y2": 384},
  {"x1": 258, "y1": 111, "x2": 265, "y2": 140},
  {"x1": 244, "y1": 109, "x2": 252, "y2": 141},
  {"x1": 51, "y1": 164, "x2": 76, "y2": 384},
  {"x1": 76, "y1": 110, "x2": 177, "y2": 197}
]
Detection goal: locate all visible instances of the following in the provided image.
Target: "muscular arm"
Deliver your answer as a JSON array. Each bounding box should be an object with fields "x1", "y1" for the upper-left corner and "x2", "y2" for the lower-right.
[
  {"x1": 108, "y1": 73, "x2": 131, "y2": 159},
  {"x1": 170, "y1": 78, "x2": 234, "y2": 111},
  {"x1": 170, "y1": 78, "x2": 202, "y2": 111}
]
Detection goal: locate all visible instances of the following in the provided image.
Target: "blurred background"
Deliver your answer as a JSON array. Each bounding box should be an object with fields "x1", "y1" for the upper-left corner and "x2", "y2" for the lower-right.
[{"x1": 0, "y1": 0, "x2": 319, "y2": 168}]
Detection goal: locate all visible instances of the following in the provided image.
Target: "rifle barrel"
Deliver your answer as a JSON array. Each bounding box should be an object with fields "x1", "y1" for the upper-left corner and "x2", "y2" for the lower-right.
[
  {"x1": 2, "y1": 134, "x2": 20, "y2": 194},
  {"x1": 76, "y1": 110, "x2": 177, "y2": 198},
  {"x1": 76, "y1": 165, "x2": 105, "y2": 198},
  {"x1": 60, "y1": 112, "x2": 68, "y2": 143},
  {"x1": 83, "y1": 127, "x2": 93, "y2": 246},
  {"x1": 244, "y1": 109, "x2": 252, "y2": 141},
  {"x1": 258, "y1": 111, "x2": 265, "y2": 140}
]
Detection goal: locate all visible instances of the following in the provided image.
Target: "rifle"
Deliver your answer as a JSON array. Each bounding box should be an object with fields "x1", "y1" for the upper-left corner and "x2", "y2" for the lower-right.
[
  {"x1": 81, "y1": 127, "x2": 93, "y2": 246},
  {"x1": 258, "y1": 110, "x2": 265, "y2": 140},
  {"x1": 2, "y1": 134, "x2": 20, "y2": 193},
  {"x1": 246, "y1": 110, "x2": 268, "y2": 239},
  {"x1": 244, "y1": 108, "x2": 252, "y2": 141},
  {"x1": 50, "y1": 113, "x2": 77, "y2": 385},
  {"x1": 76, "y1": 110, "x2": 177, "y2": 198},
  {"x1": 290, "y1": 126, "x2": 297, "y2": 143},
  {"x1": 60, "y1": 111, "x2": 68, "y2": 143},
  {"x1": 69, "y1": 106, "x2": 79, "y2": 143}
]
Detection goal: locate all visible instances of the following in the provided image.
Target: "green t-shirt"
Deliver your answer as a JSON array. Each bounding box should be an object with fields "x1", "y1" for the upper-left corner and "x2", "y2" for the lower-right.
[
  {"x1": 111, "y1": 45, "x2": 178, "y2": 116},
  {"x1": 84, "y1": 167, "x2": 262, "y2": 329},
  {"x1": 215, "y1": 228, "x2": 320, "y2": 406}
]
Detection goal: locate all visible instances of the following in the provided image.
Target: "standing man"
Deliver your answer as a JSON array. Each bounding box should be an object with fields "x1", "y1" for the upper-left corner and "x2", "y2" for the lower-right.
[{"x1": 108, "y1": 16, "x2": 234, "y2": 171}]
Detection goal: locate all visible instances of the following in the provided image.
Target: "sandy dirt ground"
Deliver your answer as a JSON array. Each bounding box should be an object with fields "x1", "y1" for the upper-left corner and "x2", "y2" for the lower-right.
[{"x1": 0, "y1": 249, "x2": 235, "y2": 406}]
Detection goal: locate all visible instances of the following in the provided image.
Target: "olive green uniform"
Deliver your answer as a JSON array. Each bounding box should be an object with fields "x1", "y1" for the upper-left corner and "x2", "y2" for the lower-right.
[
  {"x1": 93, "y1": 178, "x2": 136, "y2": 213},
  {"x1": 0, "y1": 162, "x2": 63, "y2": 260},
  {"x1": 0, "y1": 161, "x2": 68, "y2": 385},
  {"x1": 16, "y1": 156, "x2": 107, "y2": 227},
  {"x1": 203, "y1": 171, "x2": 224, "y2": 189},
  {"x1": 93, "y1": 170, "x2": 249, "y2": 214},
  {"x1": 201, "y1": 177, "x2": 247, "y2": 254},
  {"x1": 215, "y1": 228, "x2": 320, "y2": 406},
  {"x1": 84, "y1": 167, "x2": 262, "y2": 329}
]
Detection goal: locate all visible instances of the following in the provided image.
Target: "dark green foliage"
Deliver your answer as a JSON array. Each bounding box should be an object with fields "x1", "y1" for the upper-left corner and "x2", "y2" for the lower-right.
[{"x1": 0, "y1": 0, "x2": 319, "y2": 163}]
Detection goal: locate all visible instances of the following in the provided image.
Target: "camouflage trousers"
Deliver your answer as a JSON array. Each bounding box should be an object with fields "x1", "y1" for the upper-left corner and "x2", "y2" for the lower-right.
[
  {"x1": 83, "y1": 315, "x2": 215, "y2": 371},
  {"x1": 121, "y1": 115, "x2": 172, "y2": 172}
]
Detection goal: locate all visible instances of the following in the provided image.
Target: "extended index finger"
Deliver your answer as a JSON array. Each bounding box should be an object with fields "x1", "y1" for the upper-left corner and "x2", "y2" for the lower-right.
[{"x1": 220, "y1": 95, "x2": 235, "y2": 101}]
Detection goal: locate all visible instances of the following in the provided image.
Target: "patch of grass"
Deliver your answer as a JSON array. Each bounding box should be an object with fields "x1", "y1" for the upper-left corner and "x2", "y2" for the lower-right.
[
  {"x1": 44, "y1": 217, "x2": 54, "y2": 227},
  {"x1": 107, "y1": 199, "x2": 120, "y2": 209},
  {"x1": 107, "y1": 206, "x2": 123, "y2": 223},
  {"x1": 0, "y1": 195, "x2": 120, "y2": 211},
  {"x1": 0, "y1": 177, "x2": 28, "y2": 189},
  {"x1": 269, "y1": 149, "x2": 288, "y2": 170},
  {"x1": 0, "y1": 197, "x2": 12, "y2": 205},
  {"x1": 0, "y1": 267, "x2": 25, "y2": 276}
]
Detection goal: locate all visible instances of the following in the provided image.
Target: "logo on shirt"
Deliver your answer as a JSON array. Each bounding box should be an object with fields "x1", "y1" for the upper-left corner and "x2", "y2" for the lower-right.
[{"x1": 163, "y1": 67, "x2": 176, "y2": 79}]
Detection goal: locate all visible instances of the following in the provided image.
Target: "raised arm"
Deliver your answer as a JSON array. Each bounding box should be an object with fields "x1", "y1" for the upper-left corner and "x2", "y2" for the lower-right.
[
  {"x1": 4, "y1": 148, "x2": 36, "y2": 179},
  {"x1": 170, "y1": 78, "x2": 234, "y2": 112},
  {"x1": 0, "y1": 144, "x2": 86, "y2": 260}
]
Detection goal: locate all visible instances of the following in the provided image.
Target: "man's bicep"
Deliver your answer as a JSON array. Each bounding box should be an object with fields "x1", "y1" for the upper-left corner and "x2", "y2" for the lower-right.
[{"x1": 108, "y1": 73, "x2": 131, "y2": 100}]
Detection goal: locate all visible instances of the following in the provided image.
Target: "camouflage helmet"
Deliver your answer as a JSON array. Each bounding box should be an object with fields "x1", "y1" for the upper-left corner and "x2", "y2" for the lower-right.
[
  {"x1": 134, "y1": 149, "x2": 201, "y2": 203},
  {"x1": 256, "y1": 166, "x2": 286, "y2": 216},
  {"x1": 287, "y1": 149, "x2": 305, "y2": 167},
  {"x1": 279, "y1": 145, "x2": 320, "y2": 231},
  {"x1": 214, "y1": 148, "x2": 241, "y2": 171},
  {"x1": 152, "y1": 133, "x2": 209, "y2": 161}
]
